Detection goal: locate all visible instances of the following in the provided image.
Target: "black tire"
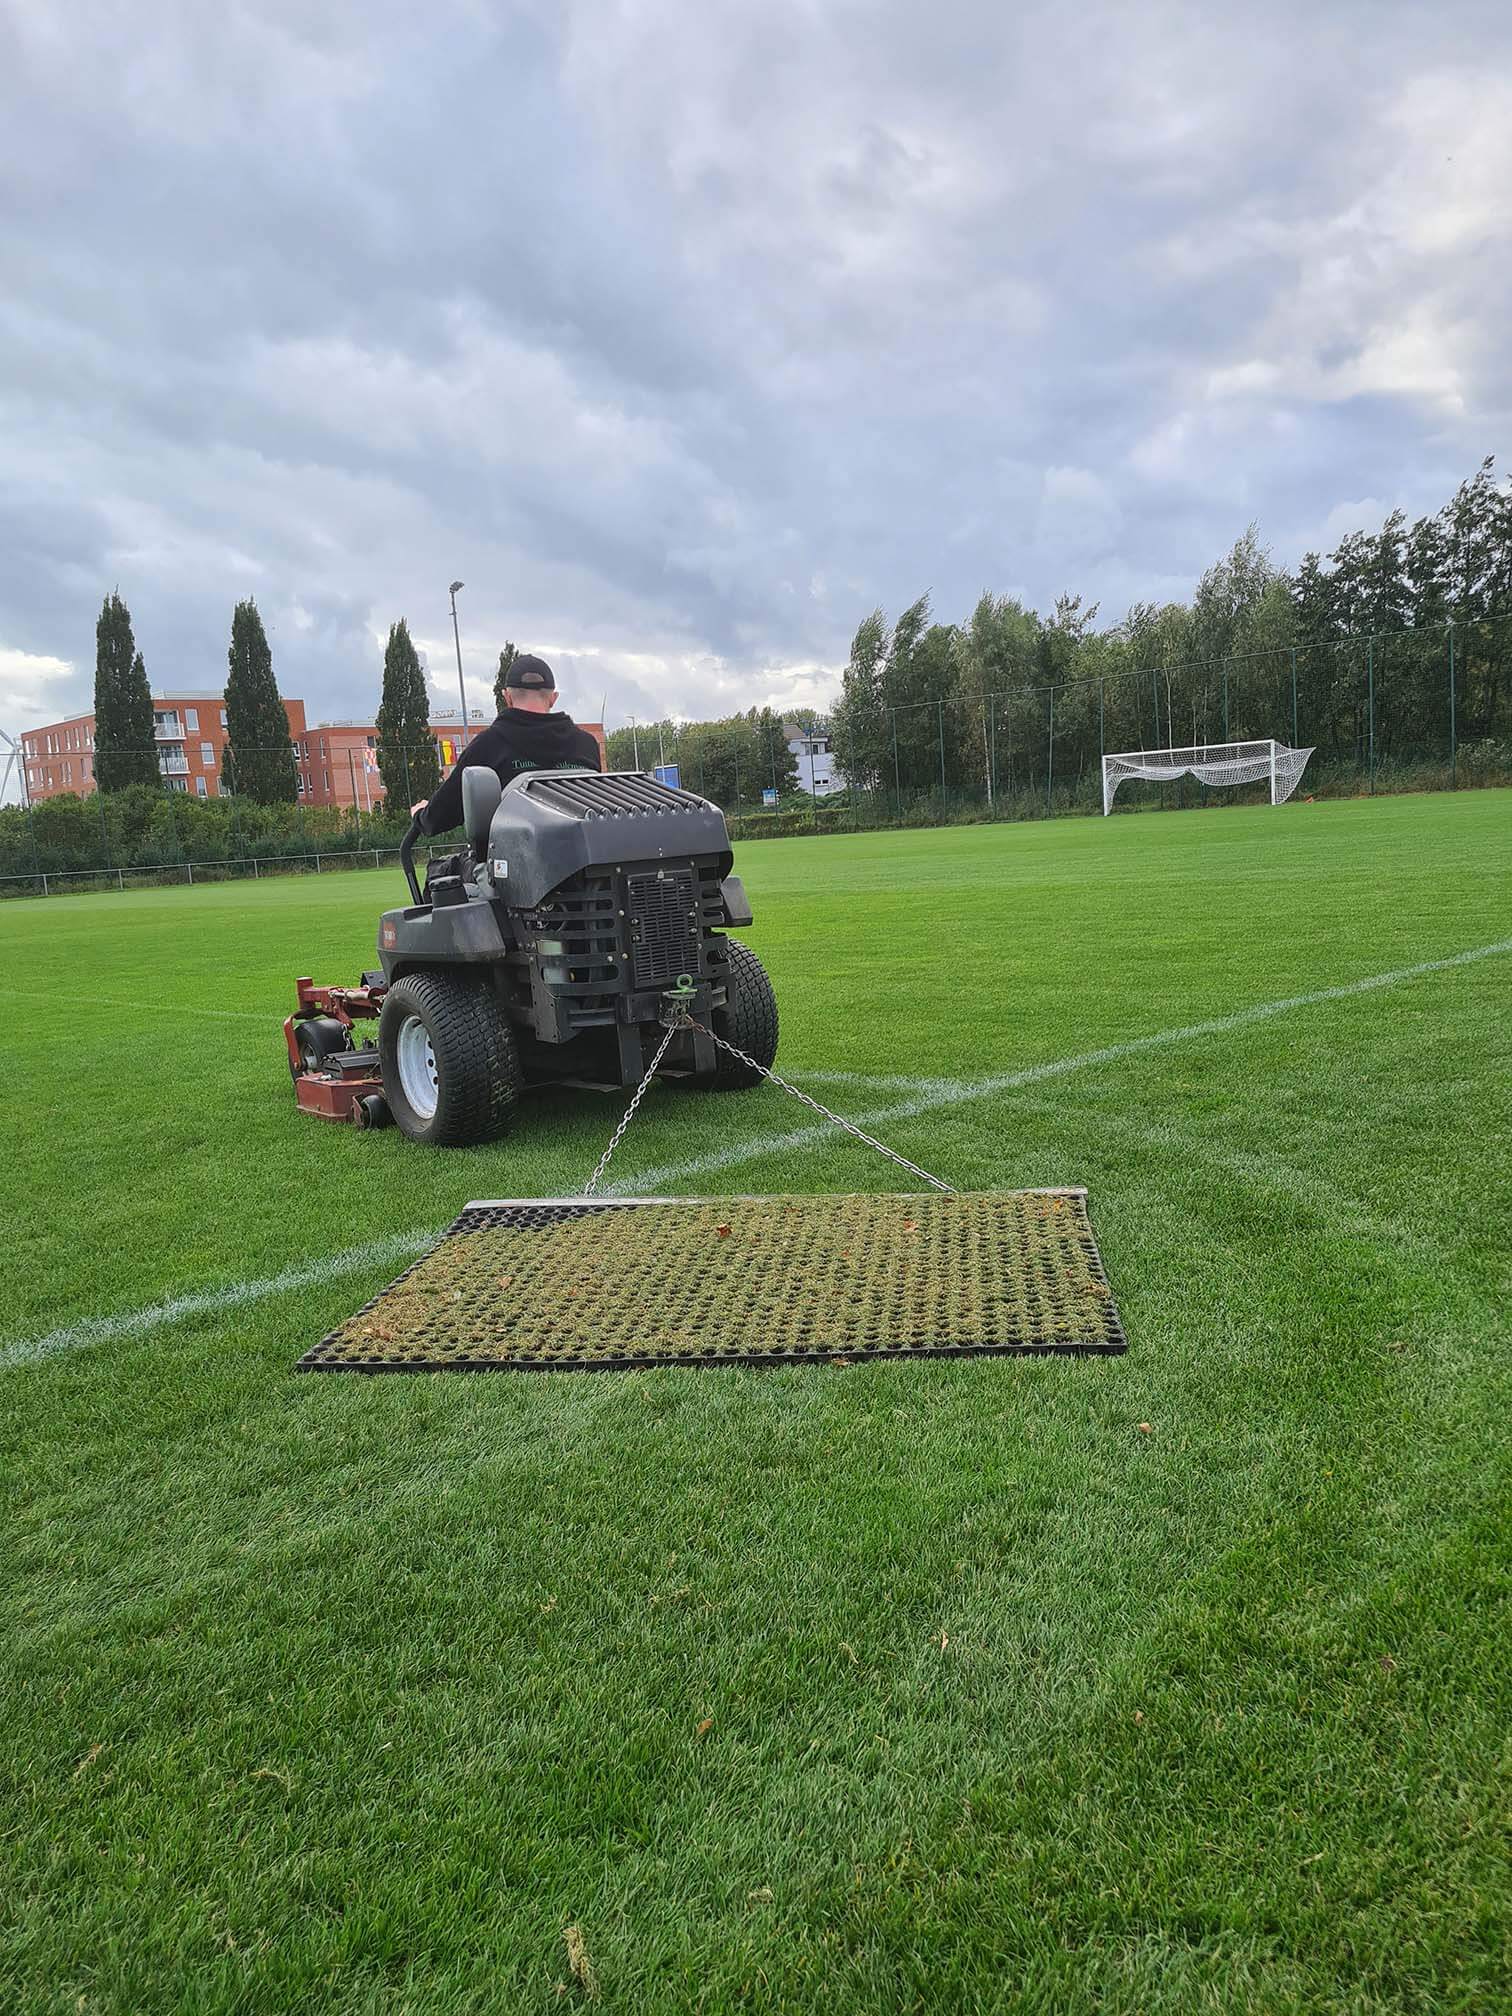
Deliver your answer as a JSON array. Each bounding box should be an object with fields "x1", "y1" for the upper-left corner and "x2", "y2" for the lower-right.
[
  {"x1": 354, "y1": 1093, "x2": 390, "y2": 1130},
  {"x1": 292, "y1": 1015, "x2": 349, "y2": 1079},
  {"x1": 378, "y1": 971, "x2": 521, "y2": 1146},
  {"x1": 708, "y1": 939, "x2": 779, "y2": 1090}
]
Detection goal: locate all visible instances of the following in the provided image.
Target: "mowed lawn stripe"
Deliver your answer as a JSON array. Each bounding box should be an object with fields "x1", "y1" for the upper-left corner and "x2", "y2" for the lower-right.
[
  {"x1": 3, "y1": 926, "x2": 1507, "y2": 1366},
  {"x1": 3, "y1": 791, "x2": 1510, "y2": 2014}
]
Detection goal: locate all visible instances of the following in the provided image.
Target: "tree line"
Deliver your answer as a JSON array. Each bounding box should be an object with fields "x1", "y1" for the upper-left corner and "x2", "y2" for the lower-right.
[
  {"x1": 601, "y1": 711, "x2": 802, "y2": 807},
  {"x1": 829, "y1": 458, "x2": 1512, "y2": 807},
  {"x1": 62, "y1": 596, "x2": 478, "y2": 810}
]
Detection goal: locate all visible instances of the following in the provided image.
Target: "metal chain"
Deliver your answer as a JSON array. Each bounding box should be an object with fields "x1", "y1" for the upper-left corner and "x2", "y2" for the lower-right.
[
  {"x1": 687, "y1": 1018, "x2": 956, "y2": 1193},
  {"x1": 582, "y1": 1000, "x2": 954, "y2": 1197},
  {"x1": 581, "y1": 1016, "x2": 685, "y2": 1196}
]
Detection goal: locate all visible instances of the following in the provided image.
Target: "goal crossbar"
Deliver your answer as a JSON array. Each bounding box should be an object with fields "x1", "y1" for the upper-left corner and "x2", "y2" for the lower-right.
[{"x1": 1101, "y1": 739, "x2": 1313, "y2": 815}]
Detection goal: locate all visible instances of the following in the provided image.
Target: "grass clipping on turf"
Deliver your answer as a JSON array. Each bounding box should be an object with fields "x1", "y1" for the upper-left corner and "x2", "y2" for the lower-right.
[{"x1": 298, "y1": 1192, "x2": 1125, "y2": 1372}]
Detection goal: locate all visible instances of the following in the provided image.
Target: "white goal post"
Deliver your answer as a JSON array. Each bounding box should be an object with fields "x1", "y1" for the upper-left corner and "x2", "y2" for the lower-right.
[{"x1": 1101, "y1": 740, "x2": 1314, "y2": 816}]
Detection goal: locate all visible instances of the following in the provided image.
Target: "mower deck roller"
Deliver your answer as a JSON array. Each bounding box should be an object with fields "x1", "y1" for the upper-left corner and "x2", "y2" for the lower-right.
[{"x1": 286, "y1": 768, "x2": 778, "y2": 1145}]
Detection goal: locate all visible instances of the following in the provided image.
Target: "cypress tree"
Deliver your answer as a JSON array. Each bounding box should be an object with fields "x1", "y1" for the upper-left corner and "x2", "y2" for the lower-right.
[
  {"x1": 223, "y1": 599, "x2": 297, "y2": 802},
  {"x1": 376, "y1": 619, "x2": 440, "y2": 809},
  {"x1": 493, "y1": 640, "x2": 518, "y2": 714},
  {"x1": 93, "y1": 592, "x2": 159, "y2": 792}
]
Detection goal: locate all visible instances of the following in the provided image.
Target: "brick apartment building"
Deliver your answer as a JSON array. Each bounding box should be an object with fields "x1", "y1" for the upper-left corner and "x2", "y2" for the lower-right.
[
  {"x1": 21, "y1": 698, "x2": 607, "y2": 808},
  {"x1": 21, "y1": 693, "x2": 309, "y2": 804}
]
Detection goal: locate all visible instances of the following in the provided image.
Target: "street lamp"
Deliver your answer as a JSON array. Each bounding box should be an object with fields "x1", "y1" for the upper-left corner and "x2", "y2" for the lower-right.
[{"x1": 449, "y1": 580, "x2": 469, "y2": 747}]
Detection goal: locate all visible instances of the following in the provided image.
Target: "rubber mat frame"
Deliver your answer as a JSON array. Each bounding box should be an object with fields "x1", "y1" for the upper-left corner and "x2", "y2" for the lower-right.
[{"x1": 296, "y1": 1192, "x2": 1126, "y2": 1374}]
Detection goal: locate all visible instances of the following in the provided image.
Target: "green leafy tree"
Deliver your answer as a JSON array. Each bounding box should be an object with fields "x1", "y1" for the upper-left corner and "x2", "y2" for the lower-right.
[
  {"x1": 746, "y1": 707, "x2": 799, "y2": 798},
  {"x1": 376, "y1": 619, "x2": 441, "y2": 809},
  {"x1": 93, "y1": 591, "x2": 158, "y2": 793},
  {"x1": 493, "y1": 641, "x2": 518, "y2": 714},
  {"x1": 829, "y1": 608, "x2": 891, "y2": 794},
  {"x1": 222, "y1": 600, "x2": 297, "y2": 802}
]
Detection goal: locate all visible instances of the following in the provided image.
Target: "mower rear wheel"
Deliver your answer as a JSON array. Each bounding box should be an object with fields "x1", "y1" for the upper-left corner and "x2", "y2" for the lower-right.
[
  {"x1": 378, "y1": 972, "x2": 521, "y2": 1146},
  {"x1": 707, "y1": 939, "x2": 779, "y2": 1090}
]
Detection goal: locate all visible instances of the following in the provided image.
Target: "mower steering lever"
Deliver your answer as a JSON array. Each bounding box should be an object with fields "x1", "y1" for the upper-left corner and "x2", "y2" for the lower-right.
[{"x1": 399, "y1": 815, "x2": 424, "y2": 905}]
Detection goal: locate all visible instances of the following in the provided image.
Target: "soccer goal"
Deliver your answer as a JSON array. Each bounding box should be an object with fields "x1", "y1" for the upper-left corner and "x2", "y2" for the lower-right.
[{"x1": 1101, "y1": 740, "x2": 1314, "y2": 816}]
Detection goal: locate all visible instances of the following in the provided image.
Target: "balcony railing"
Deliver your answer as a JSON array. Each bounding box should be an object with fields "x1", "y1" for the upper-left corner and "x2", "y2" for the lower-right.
[
  {"x1": 154, "y1": 717, "x2": 183, "y2": 740},
  {"x1": 158, "y1": 753, "x2": 189, "y2": 776}
]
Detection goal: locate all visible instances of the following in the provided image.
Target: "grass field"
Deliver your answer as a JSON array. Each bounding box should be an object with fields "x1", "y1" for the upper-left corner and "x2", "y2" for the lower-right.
[{"x1": 4, "y1": 791, "x2": 1510, "y2": 2014}]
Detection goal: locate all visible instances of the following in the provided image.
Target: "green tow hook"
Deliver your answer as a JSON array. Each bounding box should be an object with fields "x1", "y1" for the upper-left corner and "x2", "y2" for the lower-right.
[{"x1": 661, "y1": 973, "x2": 698, "y2": 1027}]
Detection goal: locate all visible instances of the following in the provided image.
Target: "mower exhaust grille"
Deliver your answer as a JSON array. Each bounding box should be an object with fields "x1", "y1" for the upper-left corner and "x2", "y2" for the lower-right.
[
  {"x1": 627, "y1": 868, "x2": 701, "y2": 988},
  {"x1": 523, "y1": 771, "x2": 710, "y2": 819}
]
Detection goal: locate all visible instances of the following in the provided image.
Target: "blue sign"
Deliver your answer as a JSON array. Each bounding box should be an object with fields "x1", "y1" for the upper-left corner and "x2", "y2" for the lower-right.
[
  {"x1": 762, "y1": 787, "x2": 779, "y2": 808},
  {"x1": 653, "y1": 764, "x2": 680, "y2": 789}
]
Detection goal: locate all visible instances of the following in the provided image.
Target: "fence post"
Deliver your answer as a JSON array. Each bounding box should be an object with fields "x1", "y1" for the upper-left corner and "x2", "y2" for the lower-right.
[
  {"x1": 316, "y1": 852, "x2": 322, "y2": 873},
  {"x1": 891, "y1": 708, "x2": 901, "y2": 823},
  {"x1": 253, "y1": 856, "x2": 260, "y2": 879},
  {"x1": 1221, "y1": 665, "x2": 1229, "y2": 741},
  {"x1": 989, "y1": 702, "x2": 997, "y2": 820},
  {"x1": 1448, "y1": 626, "x2": 1457, "y2": 788},
  {"x1": 937, "y1": 701, "x2": 946, "y2": 820},
  {"x1": 97, "y1": 789, "x2": 111, "y2": 870},
  {"x1": 348, "y1": 749, "x2": 361, "y2": 843},
  {"x1": 1290, "y1": 647, "x2": 1298, "y2": 749},
  {"x1": 1045, "y1": 687, "x2": 1055, "y2": 815},
  {"x1": 187, "y1": 861, "x2": 194, "y2": 886},
  {"x1": 1367, "y1": 638, "x2": 1375, "y2": 793}
]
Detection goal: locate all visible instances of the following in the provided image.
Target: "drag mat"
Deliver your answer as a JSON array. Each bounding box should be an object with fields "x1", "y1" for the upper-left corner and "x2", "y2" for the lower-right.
[{"x1": 295, "y1": 1191, "x2": 1126, "y2": 1373}]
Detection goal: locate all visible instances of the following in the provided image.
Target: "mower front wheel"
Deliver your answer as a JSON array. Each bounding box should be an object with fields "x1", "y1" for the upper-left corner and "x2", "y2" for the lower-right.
[{"x1": 378, "y1": 972, "x2": 521, "y2": 1147}]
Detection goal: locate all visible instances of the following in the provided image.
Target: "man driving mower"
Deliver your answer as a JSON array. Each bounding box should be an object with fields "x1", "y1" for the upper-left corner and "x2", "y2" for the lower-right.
[{"x1": 410, "y1": 651, "x2": 602, "y2": 836}]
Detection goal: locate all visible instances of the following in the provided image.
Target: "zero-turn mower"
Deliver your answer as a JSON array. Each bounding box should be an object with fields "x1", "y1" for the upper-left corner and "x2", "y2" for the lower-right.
[{"x1": 284, "y1": 768, "x2": 778, "y2": 1146}]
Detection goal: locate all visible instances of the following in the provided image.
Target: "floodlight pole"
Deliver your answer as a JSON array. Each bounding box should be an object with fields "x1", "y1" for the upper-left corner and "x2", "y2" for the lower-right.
[{"x1": 449, "y1": 581, "x2": 469, "y2": 747}]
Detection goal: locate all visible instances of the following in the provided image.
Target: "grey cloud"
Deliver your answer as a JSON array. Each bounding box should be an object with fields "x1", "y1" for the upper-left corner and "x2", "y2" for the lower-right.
[{"x1": 2, "y1": 0, "x2": 1510, "y2": 775}]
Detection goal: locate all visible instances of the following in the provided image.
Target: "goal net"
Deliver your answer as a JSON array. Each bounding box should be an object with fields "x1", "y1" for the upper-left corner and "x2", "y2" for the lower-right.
[{"x1": 1102, "y1": 740, "x2": 1313, "y2": 816}]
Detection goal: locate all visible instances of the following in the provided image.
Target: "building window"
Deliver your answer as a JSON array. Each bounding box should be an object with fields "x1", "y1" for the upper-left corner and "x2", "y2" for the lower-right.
[
  {"x1": 63, "y1": 761, "x2": 72, "y2": 784},
  {"x1": 185, "y1": 708, "x2": 198, "y2": 731},
  {"x1": 220, "y1": 709, "x2": 228, "y2": 727},
  {"x1": 195, "y1": 775, "x2": 208, "y2": 797},
  {"x1": 324, "y1": 770, "x2": 331, "y2": 794},
  {"x1": 200, "y1": 743, "x2": 214, "y2": 767},
  {"x1": 167, "y1": 777, "x2": 188, "y2": 794}
]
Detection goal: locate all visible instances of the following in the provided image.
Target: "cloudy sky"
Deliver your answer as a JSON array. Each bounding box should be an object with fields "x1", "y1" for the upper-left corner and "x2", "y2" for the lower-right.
[{"x1": 3, "y1": 0, "x2": 1509, "y2": 782}]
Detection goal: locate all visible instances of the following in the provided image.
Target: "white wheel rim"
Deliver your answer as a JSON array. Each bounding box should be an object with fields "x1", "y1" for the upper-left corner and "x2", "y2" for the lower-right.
[{"x1": 395, "y1": 1013, "x2": 439, "y2": 1120}]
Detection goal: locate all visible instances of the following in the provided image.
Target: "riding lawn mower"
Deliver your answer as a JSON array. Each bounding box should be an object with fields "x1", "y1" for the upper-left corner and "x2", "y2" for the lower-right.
[{"x1": 284, "y1": 768, "x2": 779, "y2": 1146}]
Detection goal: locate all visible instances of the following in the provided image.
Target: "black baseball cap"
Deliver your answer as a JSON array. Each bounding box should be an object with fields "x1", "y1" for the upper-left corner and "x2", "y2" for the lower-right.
[{"x1": 504, "y1": 652, "x2": 555, "y2": 691}]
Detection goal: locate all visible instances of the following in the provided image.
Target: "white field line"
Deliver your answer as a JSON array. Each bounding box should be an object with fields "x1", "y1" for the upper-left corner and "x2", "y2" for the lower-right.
[
  {"x1": 0, "y1": 986, "x2": 268, "y2": 1022},
  {"x1": 612, "y1": 936, "x2": 1512, "y2": 1194},
  {"x1": 5, "y1": 933, "x2": 1509, "y2": 1368},
  {"x1": 1, "y1": 1231, "x2": 432, "y2": 1370}
]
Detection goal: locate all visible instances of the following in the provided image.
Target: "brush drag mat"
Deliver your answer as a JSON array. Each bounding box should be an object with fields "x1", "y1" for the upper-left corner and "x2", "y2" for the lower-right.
[{"x1": 297, "y1": 1191, "x2": 1125, "y2": 1373}]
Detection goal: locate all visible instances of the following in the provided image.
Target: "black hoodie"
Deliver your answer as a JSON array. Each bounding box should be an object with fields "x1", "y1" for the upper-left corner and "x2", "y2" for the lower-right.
[{"x1": 420, "y1": 709, "x2": 602, "y2": 835}]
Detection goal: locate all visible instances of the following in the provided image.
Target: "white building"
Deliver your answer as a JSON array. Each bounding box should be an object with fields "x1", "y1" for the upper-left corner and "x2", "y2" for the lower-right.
[{"x1": 784, "y1": 721, "x2": 845, "y2": 796}]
